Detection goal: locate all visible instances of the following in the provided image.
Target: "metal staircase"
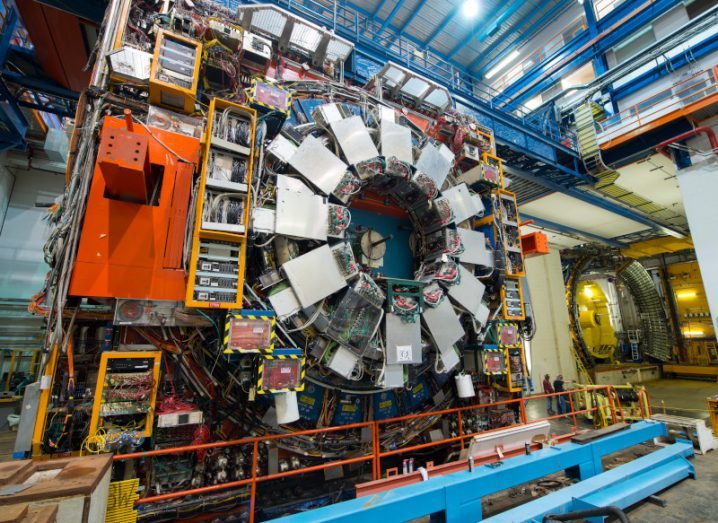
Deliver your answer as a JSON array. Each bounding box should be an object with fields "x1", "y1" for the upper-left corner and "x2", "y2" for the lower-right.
[{"x1": 571, "y1": 343, "x2": 594, "y2": 385}]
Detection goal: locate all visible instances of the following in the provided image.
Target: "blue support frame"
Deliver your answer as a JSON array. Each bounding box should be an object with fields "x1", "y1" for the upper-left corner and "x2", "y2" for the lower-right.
[
  {"x1": 422, "y1": 4, "x2": 461, "y2": 49},
  {"x1": 473, "y1": 0, "x2": 572, "y2": 74},
  {"x1": 499, "y1": 0, "x2": 684, "y2": 107},
  {"x1": 521, "y1": 214, "x2": 625, "y2": 249},
  {"x1": 447, "y1": 0, "x2": 524, "y2": 61},
  {"x1": 487, "y1": 441, "x2": 695, "y2": 522},
  {"x1": 611, "y1": 31, "x2": 718, "y2": 103},
  {"x1": 268, "y1": 421, "x2": 693, "y2": 523},
  {"x1": 504, "y1": 164, "x2": 685, "y2": 237}
]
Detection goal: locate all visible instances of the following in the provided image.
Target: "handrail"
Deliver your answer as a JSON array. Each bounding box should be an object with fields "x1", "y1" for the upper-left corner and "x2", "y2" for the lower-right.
[
  {"x1": 491, "y1": 14, "x2": 588, "y2": 94},
  {"x1": 597, "y1": 66, "x2": 718, "y2": 143},
  {"x1": 111, "y1": 385, "x2": 635, "y2": 522},
  {"x1": 262, "y1": 0, "x2": 576, "y2": 149}
]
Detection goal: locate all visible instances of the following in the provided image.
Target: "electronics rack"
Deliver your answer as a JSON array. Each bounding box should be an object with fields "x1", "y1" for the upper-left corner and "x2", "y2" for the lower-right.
[
  {"x1": 186, "y1": 98, "x2": 257, "y2": 308},
  {"x1": 88, "y1": 351, "x2": 162, "y2": 440},
  {"x1": 149, "y1": 30, "x2": 202, "y2": 114}
]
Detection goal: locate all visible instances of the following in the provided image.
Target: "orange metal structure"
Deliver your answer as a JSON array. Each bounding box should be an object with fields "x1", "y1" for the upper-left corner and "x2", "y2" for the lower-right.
[
  {"x1": 69, "y1": 115, "x2": 201, "y2": 300},
  {"x1": 112, "y1": 385, "x2": 632, "y2": 522},
  {"x1": 599, "y1": 67, "x2": 718, "y2": 149},
  {"x1": 521, "y1": 231, "x2": 550, "y2": 256}
]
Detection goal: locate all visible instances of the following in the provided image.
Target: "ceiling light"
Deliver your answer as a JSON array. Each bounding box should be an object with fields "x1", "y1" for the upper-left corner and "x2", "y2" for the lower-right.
[
  {"x1": 462, "y1": 0, "x2": 480, "y2": 19},
  {"x1": 676, "y1": 289, "x2": 697, "y2": 300},
  {"x1": 485, "y1": 49, "x2": 520, "y2": 79},
  {"x1": 682, "y1": 327, "x2": 704, "y2": 338}
]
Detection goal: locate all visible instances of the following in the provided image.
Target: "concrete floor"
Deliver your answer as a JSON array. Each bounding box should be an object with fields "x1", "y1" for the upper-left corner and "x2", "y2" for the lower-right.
[
  {"x1": 643, "y1": 378, "x2": 717, "y2": 420},
  {"x1": 627, "y1": 448, "x2": 718, "y2": 523}
]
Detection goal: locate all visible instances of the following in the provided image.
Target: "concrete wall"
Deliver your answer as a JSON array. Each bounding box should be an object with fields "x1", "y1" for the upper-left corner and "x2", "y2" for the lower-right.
[
  {"x1": 525, "y1": 249, "x2": 579, "y2": 389},
  {"x1": 0, "y1": 164, "x2": 64, "y2": 300}
]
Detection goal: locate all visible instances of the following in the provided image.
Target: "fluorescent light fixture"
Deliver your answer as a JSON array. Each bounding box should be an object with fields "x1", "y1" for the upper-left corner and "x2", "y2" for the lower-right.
[
  {"x1": 682, "y1": 327, "x2": 704, "y2": 338},
  {"x1": 676, "y1": 289, "x2": 697, "y2": 300},
  {"x1": 485, "y1": 50, "x2": 520, "y2": 79},
  {"x1": 462, "y1": 0, "x2": 480, "y2": 18}
]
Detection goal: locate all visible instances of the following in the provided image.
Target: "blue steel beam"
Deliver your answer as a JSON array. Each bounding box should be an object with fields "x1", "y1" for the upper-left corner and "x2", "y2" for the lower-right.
[
  {"x1": 610, "y1": 30, "x2": 718, "y2": 103},
  {"x1": 268, "y1": 421, "x2": 674, "y2": 523},
  {"x1": 372, "y1": 0, "x2": 389, "y2": 17},
  {"x1": 503, "y1": 164, "x2": 685, "y2": 236},
  {"x1": 499, "y1": 0, "x2": 684, "y2": 106},
  {"x1": 391, "y1": 0, "x2": 429, "y2": 43},
  {"x1": 258, "y1": 0, "x2": 587, "y2": 186},
  {"x1": 520, "y1": 214, "x2": 625, "y2": 248},
  {"x1": 486, "y1": 441, "x2": 695, "y2": 522},
  {"x1": 473, "y1": 0, "x2": 571, "y2": 74},
  {"x1": 422, "y1": 4, "x2": 461, "y2": 49},
  {"x1": 446, "y1": 0, "x2": 523, "y2": 61},
  {"x1": 378, "y1": 0, "x2": 404, "y2": 34}
]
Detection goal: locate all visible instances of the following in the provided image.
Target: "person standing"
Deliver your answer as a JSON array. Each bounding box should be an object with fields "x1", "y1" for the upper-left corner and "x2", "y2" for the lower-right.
[
  {"x1": 542, "y1": 374, "x2": 555, "y2": 415},
  {"x1": 553, "y1": 375, "x2": 566, "y2": 414}
]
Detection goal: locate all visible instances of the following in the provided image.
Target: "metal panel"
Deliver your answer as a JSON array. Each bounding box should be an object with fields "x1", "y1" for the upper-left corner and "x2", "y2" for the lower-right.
[
  {"x1": 268, "y1": 286, "x2": 302, "y2": 319},
  {"x1": 12, "y1": 382, "x2": 40, "y2": 458},
  {"x1": 457, "y1": 229, "x2": 492, "y2": 268},
  {"x1": 288, "y1": 135, "x2": 348, "y2": 195},
  {"x1": 282, "y1": 245, "x2": 348, "y2": 307},
  {"x1": 331, "y1": 116, "x2": 380, "y2": 165},
  {"x1": 385, "y1": 312, "x2": 422, "y2": 365},
  {"x1": 676, "y1": 160, "x2": 718, "y2": 336},
  {"x1": 416, "y1": 143, "x2": 452, "y2": 188},
  {"x1": 519, "y1": 192, "x2": 651, "y2": 238},
  {"x1": 382, "y1": 364, "x2": 405, "y2": 388},
  {"x1": 442, "y1": 183, "x2": 484, "y2": 224},
  {"x1": 275, "y1": 175, "x2": 328, "y2": 241},
  {"x1": 380, "y1": 120, "x2": 413, "y2": 163},
  {"x1": 447, "y1": 264, "x2": 486, "y2": 320},
  {"x1": 422, "y1": 298, "x2": 464, "y2": 354}
]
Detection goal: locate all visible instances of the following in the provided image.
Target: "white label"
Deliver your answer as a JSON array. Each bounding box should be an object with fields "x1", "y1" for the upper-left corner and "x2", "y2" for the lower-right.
[
  {"x1": 253, "y1": 327, "x2": 265, "y2": 333},
  {"x1": 40, "y1": 376, "x2": 52, "y2": 390},
  {"x1": 396, "y1": 345, "x2": 413, "y2": 363},
  {"x1": 201, "y1": 262, "x2": 212, "y2": 271},
  {"x1": 280, "y1": 367, "x2": 291, "y2": 374}
]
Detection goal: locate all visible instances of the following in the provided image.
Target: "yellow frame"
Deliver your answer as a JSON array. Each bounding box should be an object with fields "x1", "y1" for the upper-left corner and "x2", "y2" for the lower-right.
[
  {"x1": 149, "y1": 30, "x2": 203, "y2": 114},
  {"x1": 501, "y1": 276, "x2": 526, "y2": 321},
  {"x1": 497, "y1": 189, "x2": 526, "y2": 277},
  {"x1": 481, "y1": 152, "x2": 504, "y2": 188},
  {"x1": 88, "y1": 351, "x2": 162, "y2": 439},
  {"x1": 185, "y1": 98, "x2": 257, "y2": 309},
  {"x1": 32, "y1": 345, "x2": 60, "y2": 456}
]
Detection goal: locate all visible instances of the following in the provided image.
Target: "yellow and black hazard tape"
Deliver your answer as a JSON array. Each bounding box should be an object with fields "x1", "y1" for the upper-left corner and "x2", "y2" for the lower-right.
[
  {"x1": 256, "y1": 350, "x2": 306, "y2": 395},
  {"x1": 494, "y1": 320, "x2": 522, "y2": 348},
  {"x1": 223, "y1": 310, "x2": 276, "y2": 354},
  {"x1": 481, "y1": 347, "x2": 509, "y2": 375},
  {"x1": 248, "y1": 77, "x2": 292, "y2": 115}
]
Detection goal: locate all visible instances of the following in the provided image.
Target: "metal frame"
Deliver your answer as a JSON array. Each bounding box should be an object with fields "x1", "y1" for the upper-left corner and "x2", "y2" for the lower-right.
[{"x1": 269, "y1": 421, "x2": 692, "y2": 523}]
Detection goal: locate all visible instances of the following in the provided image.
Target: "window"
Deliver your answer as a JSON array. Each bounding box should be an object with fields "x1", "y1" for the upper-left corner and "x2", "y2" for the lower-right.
[
  {"x1": 594, "y1": 0, "x2": 624, "y2": 20},
  {"x1": 686, "y1": 0, "x2": 715, "y2": 19},
  {"x1": 613, "y1": 26, "x2": 656, "y2": 64}
]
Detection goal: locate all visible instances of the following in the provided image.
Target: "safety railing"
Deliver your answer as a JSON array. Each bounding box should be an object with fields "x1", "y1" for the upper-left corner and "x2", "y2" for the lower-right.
[
  {"x1": 597, "y1": 66, "x2": 718, "y2": 146},
  {"x1": 262, "y1": 0, "x2": 577, "y2": 149},
  {"x1": 490, "y1": 14, "x2": 588, "y2": 95},
  {"x1": 112, "y1": 385, "x2": 636, "y2": 522},
  {"x1": 594, "y1": 0, "x2": 628, "y2": 21}
]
